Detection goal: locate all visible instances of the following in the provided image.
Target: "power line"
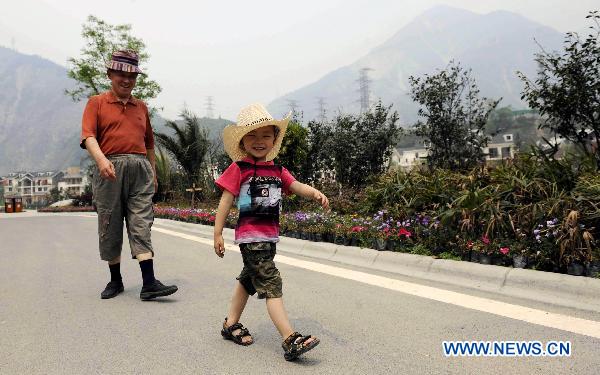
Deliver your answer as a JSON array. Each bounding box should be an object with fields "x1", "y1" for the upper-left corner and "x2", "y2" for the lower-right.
[
  {"x1": 205, "y1": 96, "x2": 214, "y2": 118},
  {"x1": 286, "y1": 99, "x2": 299, "y2": 117},
  {"x1": 316, "y1": 97, "x2": 327, "y2": 122},
  {"x1": 357, "y1": 68, "x2": 373, "y2": 114}
]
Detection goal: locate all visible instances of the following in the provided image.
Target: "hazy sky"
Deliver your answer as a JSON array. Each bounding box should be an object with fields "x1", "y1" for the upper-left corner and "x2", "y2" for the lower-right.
[{"x1": 1, "y1": 0, "x2": 597, "y2": 120}]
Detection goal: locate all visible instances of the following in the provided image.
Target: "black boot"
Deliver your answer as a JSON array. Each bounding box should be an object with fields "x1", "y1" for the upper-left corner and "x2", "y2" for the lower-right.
[
  {"x1": 101, "y1": 280, "x2": 124, "y2": 299},
  {"x1": 139, "y1": 259, "x2": 177, "y2": 300},
  {"x1": 101, "y1": 263, "x2": 124, "y2": 299},
  {"x1": 140, "y1": 280, "x2": 178, "y2": 300}
]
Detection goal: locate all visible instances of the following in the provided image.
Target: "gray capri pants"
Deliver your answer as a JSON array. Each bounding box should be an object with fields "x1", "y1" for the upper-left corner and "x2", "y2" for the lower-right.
[{"x1": 92, "y1": 154, "x2": 155, "y2": 261}]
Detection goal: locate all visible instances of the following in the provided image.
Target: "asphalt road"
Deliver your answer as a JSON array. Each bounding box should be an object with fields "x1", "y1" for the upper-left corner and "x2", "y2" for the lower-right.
[{"x1": 1, "y1": 213, "x2": 599, "y2": 374}]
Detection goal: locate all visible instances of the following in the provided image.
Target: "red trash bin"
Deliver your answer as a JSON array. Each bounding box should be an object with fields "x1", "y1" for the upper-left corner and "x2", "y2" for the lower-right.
[
  {"x1": 14, "y1": 197, "x2": 23, "y2": 212},
  {"x1": 4, "y1": 198, "x2": 13, "y2": 213}
]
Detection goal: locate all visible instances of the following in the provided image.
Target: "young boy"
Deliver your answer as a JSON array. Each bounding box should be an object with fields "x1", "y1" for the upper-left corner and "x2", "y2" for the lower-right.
[{"x1": 213, "y1": 103, "x2": 329, "y2": 361}]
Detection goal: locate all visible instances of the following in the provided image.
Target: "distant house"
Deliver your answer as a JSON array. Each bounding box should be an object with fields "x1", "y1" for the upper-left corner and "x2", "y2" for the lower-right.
[
  {"x1": 390, "y1": 146, "x2": 428, "y2": 171},
  {"x1": 57, "y1": 167, "x2": 89, "y2": 197},
  {"x1": 391, "y1": 133, "x2": 518, "y2": 170},
  {"x1": 484, "y1": 133, "x2": 517, "y2": 161},
  {"x1": 2, "y1": 170, "x2": 64, "y2": 207},
  {"x1": 1, "y1": 167, "x2": 89, "y2": 207}
]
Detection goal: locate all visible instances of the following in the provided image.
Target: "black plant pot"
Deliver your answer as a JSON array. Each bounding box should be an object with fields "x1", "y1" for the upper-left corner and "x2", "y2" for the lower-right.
[
  {"x1": 479, "y1": 254, "x2": 492, "y2": 265},
  {"x1": 301, "y1": 232, "x2": 309, "y2": 241},
  {"x1": 334, "y1": 235, "x2": 346, "y2": 245},
  {"x1": 350, "y1": 236, "x2": 358, "y2": 247},
  {"x1": 491, "y1": 255, "x2": 504, "y2": 266},
  {"x1": 512, "y1": 254, "x2": 528, "y2": 269},
  {"x1": 314, "y1": 233, "x2": 322, "y2": 242},
  {"x1": 372, "y1": 238, "x2": 387, "y2": 251},
  {"x1": 386, "y1": 240, "x2": 396, "y2": 251},
  {"x1": 567, "y1": 262, "x2": 585, "y2": 276},
  {"x1": 586, "y1": 261, "x2": 600, "y2": 278},
  {"x1": 470, "y1": 252, "x2": 480, "y2": 263},
  {"x1": 461, "y1": 251, "x2": 470, "y2": 261}
]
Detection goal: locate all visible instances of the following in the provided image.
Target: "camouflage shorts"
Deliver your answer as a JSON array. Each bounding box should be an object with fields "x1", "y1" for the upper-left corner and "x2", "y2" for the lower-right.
[{"x1": 237, "y1": 242, "x2": 282, "y2": 299}]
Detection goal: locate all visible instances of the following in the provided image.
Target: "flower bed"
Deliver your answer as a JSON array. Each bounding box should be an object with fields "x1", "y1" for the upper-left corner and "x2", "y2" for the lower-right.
[
  {"x1": 152, "y1": 205, "x2": 600, "y2": 278},
  {"x1": 38, "y1": 206, "x2": 95, "y2": 213}
]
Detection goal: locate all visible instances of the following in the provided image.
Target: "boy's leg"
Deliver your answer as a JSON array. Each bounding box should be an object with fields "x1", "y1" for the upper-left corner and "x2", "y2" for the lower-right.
[
  {"x1": 265, "y1": 297, "x2": 294, "y2": 338},
  {"x1": 224, "y1": 281, "x2": 253, "y2": 344},
  {"x1": 265, "y1": 298, "x2": 316, "y2": 346}
]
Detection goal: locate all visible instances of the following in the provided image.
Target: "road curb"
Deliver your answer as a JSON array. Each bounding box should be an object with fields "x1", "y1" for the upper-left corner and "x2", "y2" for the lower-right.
[{"x1": 147, "y1": 218, "x2": 600, "y2": 313}]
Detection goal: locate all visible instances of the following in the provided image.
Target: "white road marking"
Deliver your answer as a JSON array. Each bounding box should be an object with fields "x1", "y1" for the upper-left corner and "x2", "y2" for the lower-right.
[{"x1": 152, "y1": 225, "x2": 600, "y2": 340}]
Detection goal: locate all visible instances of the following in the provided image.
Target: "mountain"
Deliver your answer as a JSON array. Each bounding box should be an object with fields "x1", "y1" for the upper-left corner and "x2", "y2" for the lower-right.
[
  {"x1": 268, "y1": 5, "x2": 564, "y2": 124},
  {"x1": 0, "y1": 46, "x2": 86, "y2": 175},
  {"x1": 0, "y1": 47, "x2": 232, "y2": 175}
]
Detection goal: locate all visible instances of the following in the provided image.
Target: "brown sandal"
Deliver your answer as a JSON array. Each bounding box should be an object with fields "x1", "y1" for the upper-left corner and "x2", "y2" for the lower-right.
[
  {"x1": 221, "y1": 318, "x2": 253, "y2": 346},
  {"x1": 282, "y1": 332, "x2": 320, "y2": 361}
]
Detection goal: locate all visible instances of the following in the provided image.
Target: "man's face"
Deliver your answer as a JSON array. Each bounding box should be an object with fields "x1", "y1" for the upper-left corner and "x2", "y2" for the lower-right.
[{"x1": 108, "y1": 70, "x2": 138, "y2": 98}]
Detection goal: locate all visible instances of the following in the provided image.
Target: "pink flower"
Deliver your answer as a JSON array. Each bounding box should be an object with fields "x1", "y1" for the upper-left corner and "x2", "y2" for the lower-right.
[
  {"x1": 499, "y1": 247, "x2": 510, "y2": 255},
  {"x1": 482, "y1": 235, "x2": 490, "y2": 245},
  {"x1": 466, "y1": 240, "x2": 473, "y2": 249}
]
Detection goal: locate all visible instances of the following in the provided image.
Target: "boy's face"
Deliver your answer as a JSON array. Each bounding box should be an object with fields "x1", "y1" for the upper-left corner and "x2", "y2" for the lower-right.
[{"x1": 241, "y1": 126, "x2": 276, "y2": 161}]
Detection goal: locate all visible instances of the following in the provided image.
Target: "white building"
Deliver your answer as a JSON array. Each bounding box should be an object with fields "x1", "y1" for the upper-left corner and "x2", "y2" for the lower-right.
[
  {"x1": 484, "y1": 133, "x2": 517, "y2": 161},
  {"x1": 57, "y1": 167, "x2": 89, "y2": 197},
  {"x1": 2, "y1": 170, "x2": 63, "y2": 206},
  {"x1": 390, "y1": 147, "x2": 428, "y2": 170},
  {"x1": 392, "y1": 133, "x2": 517, "y2": 170},
  {"x1": 1, "y1": 166, "x2": 89, "y2": 207}
]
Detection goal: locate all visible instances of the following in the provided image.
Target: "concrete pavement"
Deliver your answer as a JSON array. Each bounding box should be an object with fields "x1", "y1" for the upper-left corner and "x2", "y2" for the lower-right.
[{"x1": 1, "y1": 212, "x2": 599, "y2": 374}]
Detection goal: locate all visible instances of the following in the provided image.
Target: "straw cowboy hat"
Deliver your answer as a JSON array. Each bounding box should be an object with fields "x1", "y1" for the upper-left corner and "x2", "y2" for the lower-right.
[
  {"x1": 106, "y1": 50, "x2": 144, "y2": 74},
  {"x1": 223, "y1": 104, "x2": 291, "y2": 161}
]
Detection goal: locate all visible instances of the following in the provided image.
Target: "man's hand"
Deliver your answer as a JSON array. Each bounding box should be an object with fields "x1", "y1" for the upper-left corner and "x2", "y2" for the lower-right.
[
  {"x1": 98, "y1": 157, "x2": 116, "y2": 180},
  {"x1": 214, "y1": 233, "x2": 225, "y2": 258},
  {"x1": 313, "y1": 189, "x2": 330, "y2": 210}
]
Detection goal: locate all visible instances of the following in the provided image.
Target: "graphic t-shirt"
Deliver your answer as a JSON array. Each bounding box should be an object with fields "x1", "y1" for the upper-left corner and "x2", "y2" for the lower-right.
[{"x1": 215, "y1": 157, "x2": 296, "y2": 244}]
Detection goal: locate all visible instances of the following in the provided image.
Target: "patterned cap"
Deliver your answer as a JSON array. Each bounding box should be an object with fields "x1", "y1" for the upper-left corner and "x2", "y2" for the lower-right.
[{"x1": 106, "y1": 50, "x2": 143, "y2": 74}]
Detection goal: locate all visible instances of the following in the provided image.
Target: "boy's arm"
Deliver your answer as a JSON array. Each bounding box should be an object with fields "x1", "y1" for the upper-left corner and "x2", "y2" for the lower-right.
[
  {"x1": 214, "y1": 190, "x2": 235, "y2": 258},
  {"x1": 288, "y1": 181, "x2": 329, "y2": 209}
]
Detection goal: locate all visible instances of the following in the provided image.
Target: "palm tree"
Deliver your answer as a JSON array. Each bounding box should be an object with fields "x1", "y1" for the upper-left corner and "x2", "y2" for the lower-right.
[
  {"x1": 153, "y1": 146, "x2": 172, "y2": 201},
  {"x1": 154, "y1": 110, "x2": 210, "y2": 188}
]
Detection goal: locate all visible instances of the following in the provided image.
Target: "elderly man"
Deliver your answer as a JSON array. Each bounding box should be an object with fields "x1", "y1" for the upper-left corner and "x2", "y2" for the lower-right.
[{"x1": 80, "y1": 50, "x2": 178, "y2": 300}]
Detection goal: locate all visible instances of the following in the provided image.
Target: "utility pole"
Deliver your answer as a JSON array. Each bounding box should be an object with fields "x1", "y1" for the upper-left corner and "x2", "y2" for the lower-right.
[
  {"x1": 205, "y1": 96, "x2": 214, "y2": 118},
  {"x1": 316, "y1": 97, "x2": 327, "y2": 123},
  {"x1": 357, "y1": 68, "x2": 373, "y2": 114},
  {"x1": 286, "y1": 99, "x2": 299, "y2": 118}
]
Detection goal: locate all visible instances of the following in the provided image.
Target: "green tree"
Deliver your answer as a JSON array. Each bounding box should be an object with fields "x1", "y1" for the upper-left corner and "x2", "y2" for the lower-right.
[
  {"x1": 48, "y1": 187, "x2": 62, "y2": 204},
  {"x1": 275, "y1": 121, "x2": 309, "y2": 180},
  {"x1": 66, "y1": 15, "x2": 161, "y2": 111},
  {"x1": 325, "y1": 102, "x2": 401, "y2": 187},
  {"x1": 154, "y1": 110, "x2": 210, "y2": 189},
  {"x1": 519, "y1": 11, "x2": 600, "y2": 167},
  {"x1": 409, "y1": 61, "x2": 500, "y2": 171},
  {"x1": 486, "y1": 106, "x2": 515, "y2": 136},
  {"x1": 305, "y1": 118, "x2": 334, "y2": 183}
]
